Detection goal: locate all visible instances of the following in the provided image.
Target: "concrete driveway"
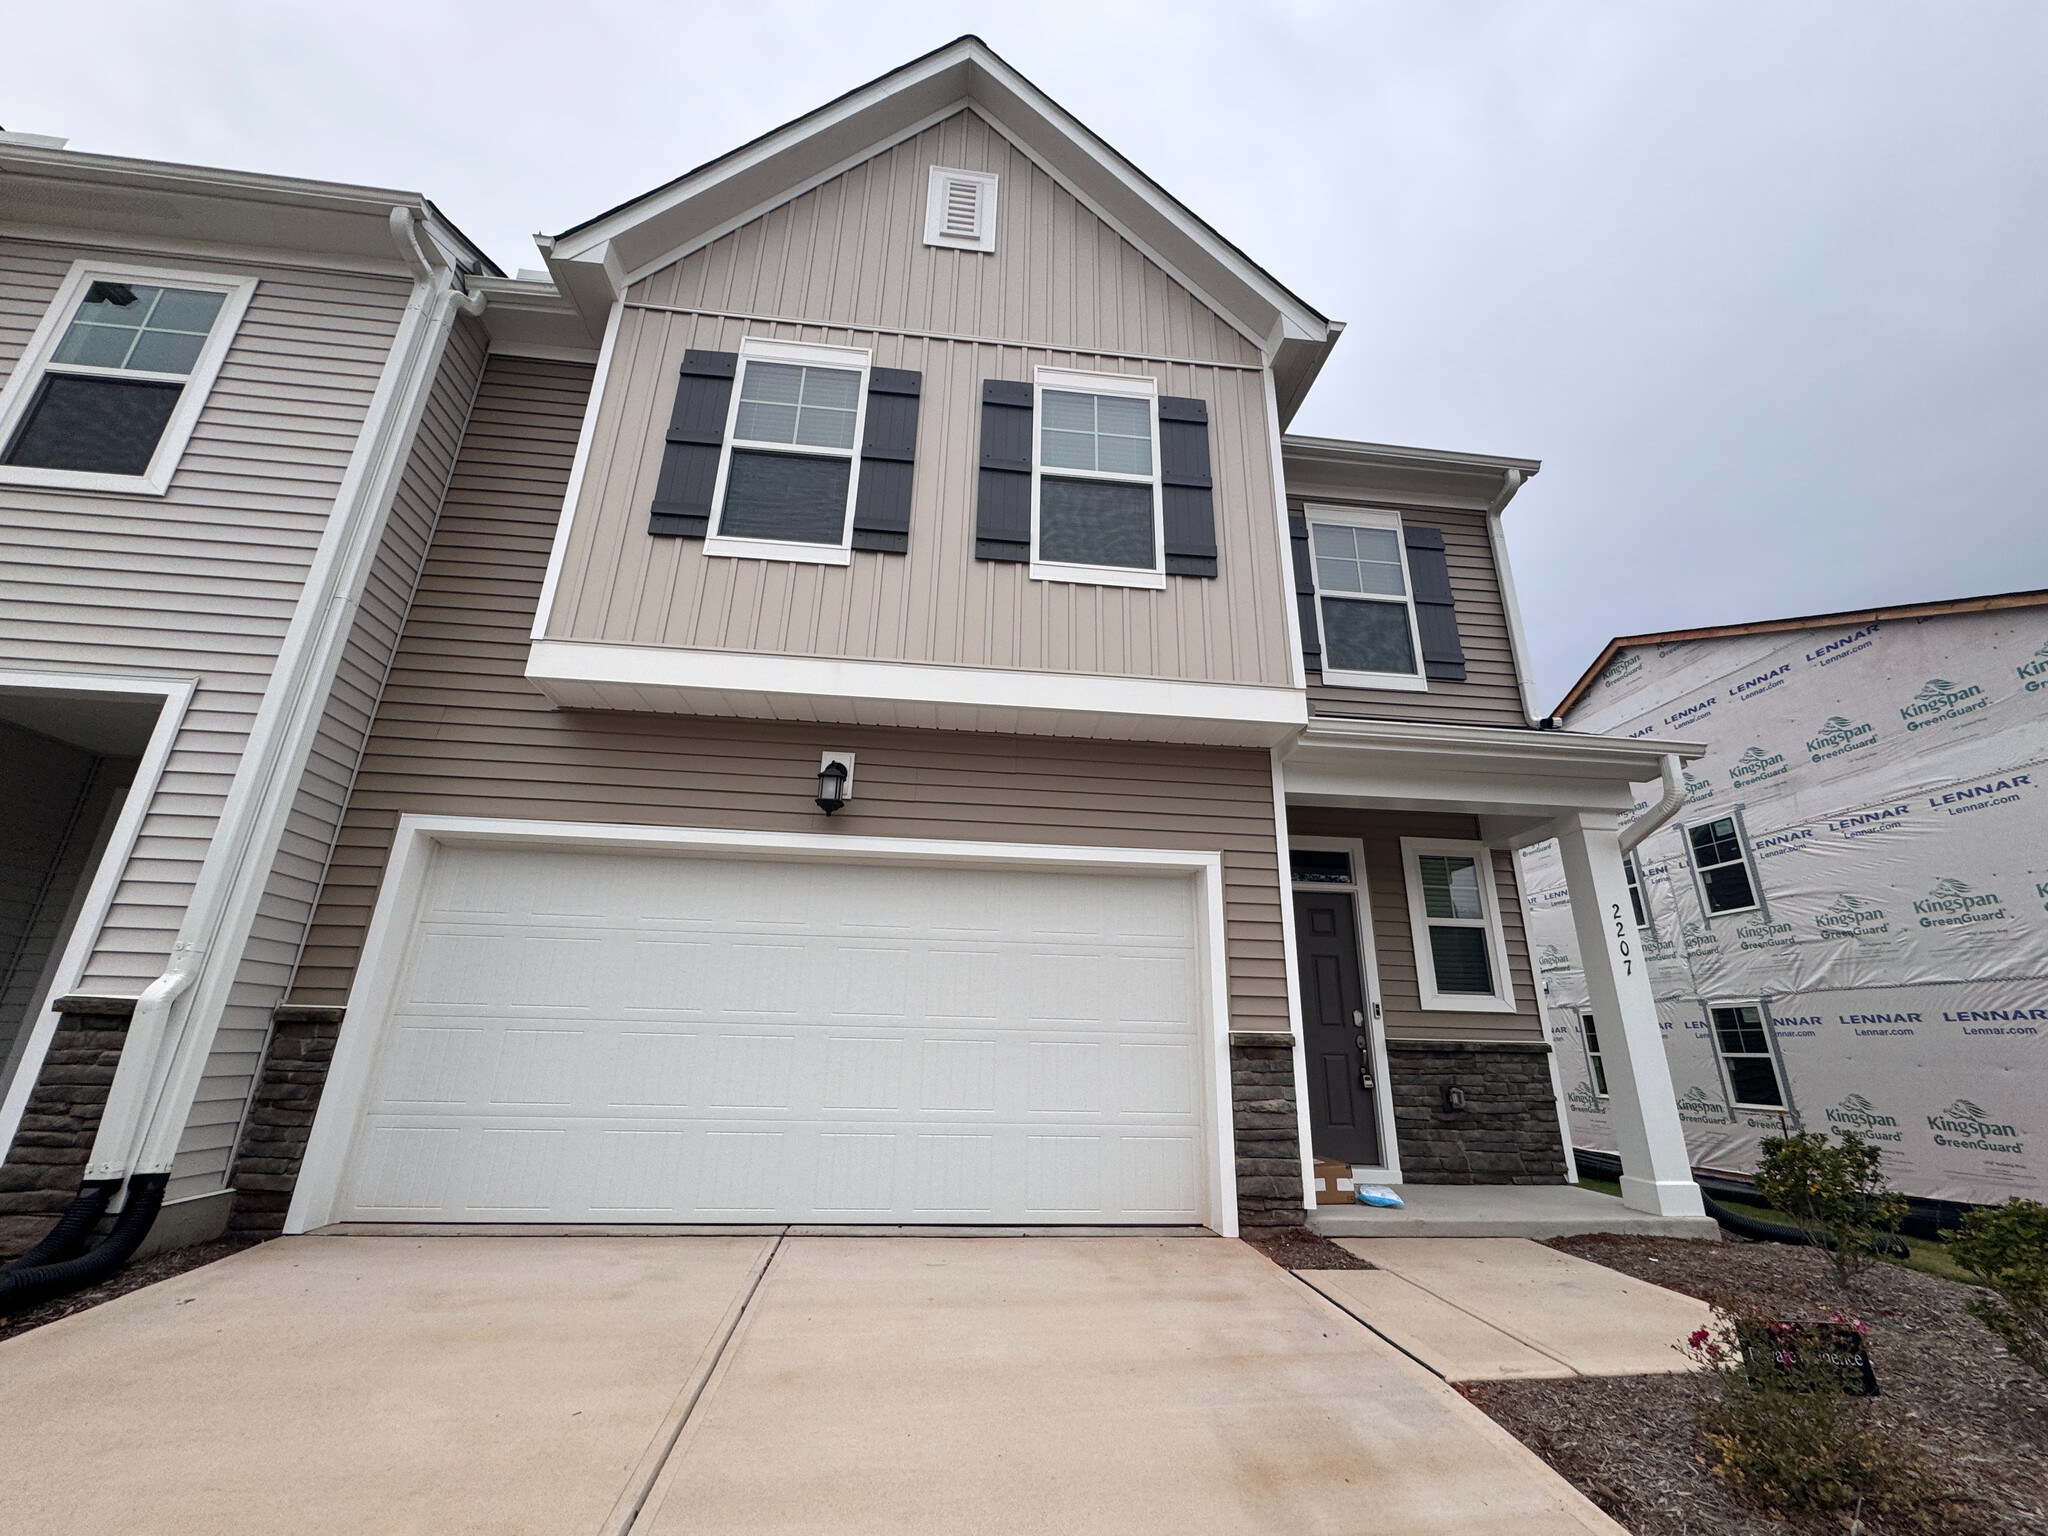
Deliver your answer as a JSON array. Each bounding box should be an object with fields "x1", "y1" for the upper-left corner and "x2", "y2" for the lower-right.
[{"x1": 0, "y1": 1233, "x2": 1622, "y2": 1535}]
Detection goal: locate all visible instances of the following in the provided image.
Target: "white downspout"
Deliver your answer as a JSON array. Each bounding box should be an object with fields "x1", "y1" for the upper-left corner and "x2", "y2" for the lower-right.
[
  {"x1": 1485, "y1": 469, "x2": 1545, "y2": 726},
  {"x1": 1619, "y1": 754, "x2": 1687, "y2": 857},
  {"x1": 86, "y1": 209, "x2": 484, "y2": 1191}
]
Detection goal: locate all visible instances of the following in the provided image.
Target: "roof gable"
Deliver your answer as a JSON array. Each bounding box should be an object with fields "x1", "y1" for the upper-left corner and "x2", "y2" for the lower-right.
[{"x1": 540, "y1": 37, "x2": 1338, "y2": 413}]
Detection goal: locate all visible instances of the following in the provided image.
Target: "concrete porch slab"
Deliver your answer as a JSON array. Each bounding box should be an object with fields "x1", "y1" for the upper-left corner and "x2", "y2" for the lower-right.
[
  {"x1": 1328, "y1": 1237, "x2": 1714, "y2": 1378},
  {"x1": 1307, "y1": 1183, "x2": 1720, "y2": 1240},
  {"x1": 0, "y1": 1233, "x2": 774, "y2": 1536},
  {"x1": 635, "y1": 1235, "x2": 1623, "y2": 1535}
]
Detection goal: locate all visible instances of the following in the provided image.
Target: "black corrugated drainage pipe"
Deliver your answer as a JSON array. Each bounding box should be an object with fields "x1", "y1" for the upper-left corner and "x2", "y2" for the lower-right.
[
  {"x1": 0, "y1": 1174, "x2": 168, "y2": 1314},
  {"x1": 3, "y1": 1178, "x2": 120, "y2": 1271},
  {"x1": 1699, "y1": 1192, "x2": 1910, "y2": 1257}
]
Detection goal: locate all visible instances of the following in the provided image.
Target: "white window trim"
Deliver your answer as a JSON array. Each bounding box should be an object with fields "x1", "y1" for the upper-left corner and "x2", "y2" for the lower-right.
[
  {"x1": 1303, "y1": 503, "x2": 1429, "y2": 692},
  {"x1": 1683, "y1": 810, "x2": 1764, "y2": 920},
  {"x1": 1622, "y1": 850, "x2": 1659, "y2": 940},
  {"x1": 1705, "y1": 999, "x2": 1790, "y2": 1113},
  {"x1": 0, "y1": 260, "x2": 258, "y2": 497},
  {"x1": 1029, "y1": 366, "x2": 1166, "y2": 591},
  {"x1": 1289, "y1": 833, "x2": 1401, "y2": 1182},
  {"x1": 1398, "y1": 836, "x2": 1518, "y2": 1013},
  {"x1": 924, "y1": 165, "x2": 999, "y2": 252},
  {"x1": 703, "y1": 336, "x2": 872, "y2": 567}
]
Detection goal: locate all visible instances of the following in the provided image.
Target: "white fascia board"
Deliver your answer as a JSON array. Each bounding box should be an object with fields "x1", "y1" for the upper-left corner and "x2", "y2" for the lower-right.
[
  {"x1": 1281, "y1": 720, "x2": 1709, "y2": 817},
  {"x1": 0, "y1": 145, "x2": 477, "y2": 275},
  {"x1": 551, "y1": 39, "x2": 1327, "y2": 354},
  {"x1": 526, "y1": 639, "x2": 1307, "y2": 748}
]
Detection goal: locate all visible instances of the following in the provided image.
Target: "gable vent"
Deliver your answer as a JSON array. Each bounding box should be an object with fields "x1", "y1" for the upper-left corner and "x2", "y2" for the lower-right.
[{"x1": 925, "y1": 166, "x2": 998, "y2": 253}]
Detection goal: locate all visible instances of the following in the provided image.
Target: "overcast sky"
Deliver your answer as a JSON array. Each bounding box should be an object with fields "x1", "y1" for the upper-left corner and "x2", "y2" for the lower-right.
[{"x1": 8, "y1": 2, "x2": 2043, "y2": 707}]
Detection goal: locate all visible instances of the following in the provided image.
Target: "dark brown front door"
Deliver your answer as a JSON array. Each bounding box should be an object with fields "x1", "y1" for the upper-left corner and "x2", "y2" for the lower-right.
[{"x1": 1294, "y1": 889, "x2": 1380, "y2": 1165}]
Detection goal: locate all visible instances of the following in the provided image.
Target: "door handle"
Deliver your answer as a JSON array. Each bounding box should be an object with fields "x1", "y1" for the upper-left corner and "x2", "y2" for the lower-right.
[{"x1": 1352, "y1": 1009, "x2": 1365, "y2": 1026}]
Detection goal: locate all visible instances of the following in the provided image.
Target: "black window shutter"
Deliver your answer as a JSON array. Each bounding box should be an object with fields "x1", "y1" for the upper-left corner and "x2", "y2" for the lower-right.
[
  {"x1": 1289, "y1": 513, "x2": 1322, "y2": 674},
  {"x1": 1404, "y1": 525, "x2": 1467, "y2": 681},
  {"x1": 975, "y1": 379, "x2": 1033, "y2": 562},
  {"x1": 850, "y1": 366, "x2": 921, "y2": 553},
  {"x1": 647, "y1": 350, "x2": 736, "y2": 539},
  {"x1": 1158, "y1": 395, "x2": 1217, "y2": 578}
]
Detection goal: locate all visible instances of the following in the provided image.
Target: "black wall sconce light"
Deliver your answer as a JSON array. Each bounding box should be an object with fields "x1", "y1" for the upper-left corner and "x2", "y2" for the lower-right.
[{"x1": 815, "y1": 751, "x2": 855, "y2": 814}]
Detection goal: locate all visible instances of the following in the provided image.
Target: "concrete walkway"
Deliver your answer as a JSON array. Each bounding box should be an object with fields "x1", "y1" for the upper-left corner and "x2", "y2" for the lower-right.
[
  {"x1": 1301, "y1": 1237, "x2": 1715, "y2": 1382},
  {"x1": 1308, "y1": 1183, "x2": 1721, "y2": 1240},
  {"x1": 0, "y1": 1233, "x2": 1625, "y2": 1535}
]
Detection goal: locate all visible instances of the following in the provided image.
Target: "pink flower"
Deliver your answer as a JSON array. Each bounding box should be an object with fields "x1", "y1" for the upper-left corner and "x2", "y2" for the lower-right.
[{"x1": 1689, "y1": 1328, "x2": 1711, "y2": 1348}]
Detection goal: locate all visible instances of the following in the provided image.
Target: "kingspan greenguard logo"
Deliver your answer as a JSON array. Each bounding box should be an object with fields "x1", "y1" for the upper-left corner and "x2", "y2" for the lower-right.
[
  {"x1": 1915, "y1": 877, "x2": 2008, "y2": 930},
  {"x1": 1927, "y1": 1098, "x2": 2024, "y2": 1154},
  {"x1": 1807, "y1": 714, "x2": 1878, "y2": 763},
  {"x1": 1680, "y1": 919, "x2": 1721, "y2": 957},
  {"x1": 2019, "y1": 639, "x2": 2048, "y2": 693},
  {"x1": 1900, "y1": 677, "x2": 1989, "y2": 731},
  {"x1": 1735, "y1": 916, "x2": 1796, "y2": 951},
  {"x1": 1826, "y1": 1093, "x2": 1903, "y2": 1143},
  {"x1": 1567, "y1": 1079, "x2": 1608, "y2": 1115},
  {"x1": 1600, "y1": 652, "x2": 1643, "y2": 689},
  {"x1": 1683, "y1": 769, "x2": 1716, "y2": 804},
  {"x1": 1538, "y1": 943, "x2": 1576, "y2": 974},
  {"x1": 1675, "y1": 1084, "x2": 1728, "y2": 1125},
  {"x1": 1814, "y1": 893, "x2": 1890, "y2": 938},
  {"x1": 1729, "y1": 745, "x2": 1789, "y2": 789}
]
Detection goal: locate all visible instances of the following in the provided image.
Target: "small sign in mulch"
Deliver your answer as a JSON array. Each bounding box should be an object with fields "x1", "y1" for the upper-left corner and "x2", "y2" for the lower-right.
[{"x1": 1739, "y1": 1320, "x2": 1880, "y2": 1396}]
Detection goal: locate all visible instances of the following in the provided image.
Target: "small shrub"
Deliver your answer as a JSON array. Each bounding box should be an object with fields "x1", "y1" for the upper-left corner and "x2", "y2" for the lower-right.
[
  {"x1": 1686, "y1": 1307, "x2": 1946, "y2": 1527},
  {"x1": 1944, "y1": 1196, "x2": 2048, "y2": 1379},
  {"x1": 1753, "y1": 1130, "x2": 1908, "y2": 1291}
]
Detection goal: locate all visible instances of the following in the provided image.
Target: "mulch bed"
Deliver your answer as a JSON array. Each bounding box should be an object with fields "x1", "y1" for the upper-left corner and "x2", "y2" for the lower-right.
[
  {"x1": 0, "y1": 1237, "x2": 261, "y2": 1346},
  {"x1": 1243, "y1": 1226, "x2": 1374, "y2": 1270},
  {"x1": 1462, "y1": 1233, "x2": 2048, "y2": 1535}
]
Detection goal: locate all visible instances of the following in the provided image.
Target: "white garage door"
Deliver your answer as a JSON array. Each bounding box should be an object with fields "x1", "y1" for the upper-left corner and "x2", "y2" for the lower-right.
[{"x1": 334, "y1": 845, "x2": 1212, "y2": 1225}]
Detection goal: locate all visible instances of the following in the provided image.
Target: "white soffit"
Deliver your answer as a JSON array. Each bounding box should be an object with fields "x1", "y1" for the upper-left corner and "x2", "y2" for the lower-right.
[
  {"x1": 525, "y1": 639, "x2": 1307, "y2": 748},
  {"x1": 547, "y1": 37, "x2": 1329, "y2": 355}
]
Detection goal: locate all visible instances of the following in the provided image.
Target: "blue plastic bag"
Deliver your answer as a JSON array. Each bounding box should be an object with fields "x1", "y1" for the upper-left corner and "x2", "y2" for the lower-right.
[{"x1": 1354, "y1": 1185, "x2": 1404, "y2": 1208}]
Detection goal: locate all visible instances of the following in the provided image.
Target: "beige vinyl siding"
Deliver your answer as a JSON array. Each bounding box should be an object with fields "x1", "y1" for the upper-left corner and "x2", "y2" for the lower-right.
[
  {"x1": 169, "y1": 316, "x2": 488, "y2": 1198},
  {"x1": 544, "y1": 108, "x2": 1294, "y2": 691},
  {"x1": 1289, "y1": 808, "x2": 1541, "y2": 1045},
  {"x1": 0, "y1": 236, "x2": 412, "y2": 997},
  {"x1": 625, "y1": 108, "x2": 1262, "y2": 368},
  {"x1": 293, "y1": 356, "x2": 1288, "y2": 1046},
  {"x1": 1291, "y1": 498, "x2": 1530, "y2": 729}
]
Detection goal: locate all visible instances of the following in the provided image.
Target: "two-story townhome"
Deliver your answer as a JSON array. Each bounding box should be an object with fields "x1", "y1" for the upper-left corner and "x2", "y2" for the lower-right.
[
  {"x1": 3, "y1": 39, "x2": 1712, "y2": 1269},
  {"x1": 0, "y1": 132, "x2": 503, "y2": 1268}
]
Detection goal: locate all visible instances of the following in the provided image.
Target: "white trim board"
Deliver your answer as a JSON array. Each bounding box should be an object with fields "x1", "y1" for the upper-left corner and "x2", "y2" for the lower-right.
[
  {"x1": 0, "y1": 671, "x2": 194, "y2": 1164},
  {"x1": 524, "y1": 639, "x2": 1308, "y2": 748},
  {"x1": 285, "y1": 815, "x2": 1241, "y2": 1237}
]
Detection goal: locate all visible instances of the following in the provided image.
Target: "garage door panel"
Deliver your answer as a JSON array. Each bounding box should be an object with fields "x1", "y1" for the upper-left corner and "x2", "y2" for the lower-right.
[{"x1": 337, "y1": 847, "x2": 1212, "y2": 1226}]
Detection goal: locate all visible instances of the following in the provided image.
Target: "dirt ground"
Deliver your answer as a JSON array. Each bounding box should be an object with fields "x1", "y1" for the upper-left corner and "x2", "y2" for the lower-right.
[
  {"x1": 1243, "y1": 1226, "x2": 1374, "y2": 1270},
  {"x1": 0, "y1": 1237, "x2": 259, "y2": 1346},
  {"x1": 1464, "y1": 1233, "x2": 2048, "y2": 1536}
]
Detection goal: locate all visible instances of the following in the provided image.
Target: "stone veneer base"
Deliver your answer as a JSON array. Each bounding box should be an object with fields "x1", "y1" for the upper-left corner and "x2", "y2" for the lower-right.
[{"x1": 1385, "y1": 1039, "x2": 1568, "y2": 1185}]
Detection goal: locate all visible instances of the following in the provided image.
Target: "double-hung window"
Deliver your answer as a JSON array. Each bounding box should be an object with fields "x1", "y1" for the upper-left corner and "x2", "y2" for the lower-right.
[
  {"x1": 1030, "y1": 367, "x2": 1164, "y2": 589},
  {"x1": 1623, "y1": 852, "x2": 1653, "y2": 931},
  {"x1": 704, "y1": 339, "x2": 871, "y2": 565},
  {"x1": 1581, "y1": 1013, "x2": 1610, "y2": 1097},
  {"x1": 1400, "y1": 838, "x2": 1517, "y2": 1013},
  {"x1": 1687, "y1": 815, "x2": 1760, "y2": 916},
  {"x1": 1305, "y1": 505, "x2": 1427, "y2": 690},
  {"x1": 0, "y1": 262, "x2": 256, "y2": 495},
  {"x1": 1710, "y1": 1004, "x2": 1785, "y2": 1109}
]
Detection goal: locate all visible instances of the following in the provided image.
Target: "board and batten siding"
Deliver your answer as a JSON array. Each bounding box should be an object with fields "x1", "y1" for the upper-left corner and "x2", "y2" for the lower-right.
[
  {"x1": 1289, "y1": 496, "x2": 1530, "y2": 729},
  {"x1": 169, "y1": 315, "x2": 488, "y2": 1197},
  {"x1": 0, "y1": 235, "x2": 413, "y2": 1001},
  {"x1": 291, "y1": 356, "x2": 1289, "y2": 1053},
  {"x1": 1288, "y1": 808, "x2": 1541, "y2": 1046},
  {"x1": 543, "y1": 108, "x2": 1293, "y2": 690}
]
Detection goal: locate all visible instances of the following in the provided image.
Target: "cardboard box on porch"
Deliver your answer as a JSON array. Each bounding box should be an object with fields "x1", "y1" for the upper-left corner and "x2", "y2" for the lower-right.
[{"x1": 1313, "y1": 1157, "x2": 1355, "y2": 1206}]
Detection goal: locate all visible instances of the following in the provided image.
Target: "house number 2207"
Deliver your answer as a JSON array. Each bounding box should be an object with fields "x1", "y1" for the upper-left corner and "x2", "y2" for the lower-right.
[{"x1": 1611, "y1": 903, "x2": 1633, "y2": 974}]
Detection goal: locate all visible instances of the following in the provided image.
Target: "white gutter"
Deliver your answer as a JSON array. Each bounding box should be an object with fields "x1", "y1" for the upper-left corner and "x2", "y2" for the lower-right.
[
  {"x1": 1618, "y1": 754, "x2": 1686, "y2": 857},
  {"x1": 1483, "y1": 468, "x2": 1545, "y2": 726},
  {"x1": 86, "y1": 210, "x2": 483, "y2": 1189}
]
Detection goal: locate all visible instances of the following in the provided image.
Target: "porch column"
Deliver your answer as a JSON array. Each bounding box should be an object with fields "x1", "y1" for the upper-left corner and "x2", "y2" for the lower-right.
[{"x1": 1551, "y1": 811, "x2": 1704, "y2": 1218}]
